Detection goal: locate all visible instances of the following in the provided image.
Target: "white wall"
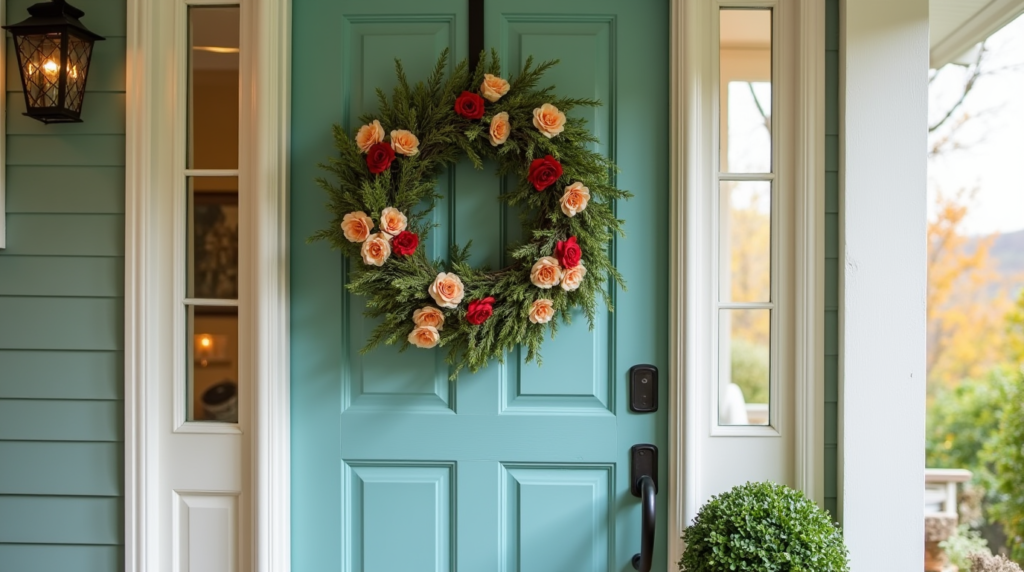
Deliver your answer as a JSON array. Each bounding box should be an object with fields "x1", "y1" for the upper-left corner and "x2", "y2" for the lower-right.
[{"x1": 840, "y1": 1, "x2": 928, "y2": 571}]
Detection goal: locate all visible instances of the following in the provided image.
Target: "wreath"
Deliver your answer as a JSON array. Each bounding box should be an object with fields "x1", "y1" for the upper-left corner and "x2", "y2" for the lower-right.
[{"x1": 311, "y1": 49, "x2": 630, "y2": 376}]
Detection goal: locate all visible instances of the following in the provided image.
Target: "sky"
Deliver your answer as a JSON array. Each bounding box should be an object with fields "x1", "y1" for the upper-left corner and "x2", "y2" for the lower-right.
[{"x1": 928, "y1": 13, "x2": 1024, "y2": 235}]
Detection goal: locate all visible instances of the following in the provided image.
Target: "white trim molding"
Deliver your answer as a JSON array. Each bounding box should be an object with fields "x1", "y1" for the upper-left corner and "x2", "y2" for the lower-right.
[
  {"x1": 839, "y1": 0, "x2": 928, "y2": 569},
  {"x1": 124, "y1": 0, "x2": 291, "y2": 570},
  {"x1": 930, "y1": 0, "x2": 1024, "y2": 69}
]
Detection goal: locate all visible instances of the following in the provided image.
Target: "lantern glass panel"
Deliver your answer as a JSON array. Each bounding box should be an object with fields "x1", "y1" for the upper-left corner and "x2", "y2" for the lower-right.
[
  {"x1": 65, "y1": 33, "x2": 94, "y2": 113},
  {"x1": 14, "y1": 32, "x2": 65, "y2": 109}
]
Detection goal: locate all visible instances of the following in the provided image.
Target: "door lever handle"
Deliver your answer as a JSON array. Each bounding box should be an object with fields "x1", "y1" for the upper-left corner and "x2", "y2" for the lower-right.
[
  {"x1": 631, "y1": 474, "x2": 656, "y2": 571},
  {"x1": 630, "y1": 444, "x2": 658, "y2": 572}
]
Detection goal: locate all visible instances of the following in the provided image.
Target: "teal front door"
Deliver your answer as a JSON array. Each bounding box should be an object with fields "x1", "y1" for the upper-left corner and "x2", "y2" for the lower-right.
[{"x1": 290, "y1": 1, "x2": 669, "y2": 570}]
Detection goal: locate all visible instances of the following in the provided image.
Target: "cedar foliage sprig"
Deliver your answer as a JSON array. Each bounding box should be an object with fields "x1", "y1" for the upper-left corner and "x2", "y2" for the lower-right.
[{"x1": 311, "y1": 48, "x2": 632, "y2": 378}]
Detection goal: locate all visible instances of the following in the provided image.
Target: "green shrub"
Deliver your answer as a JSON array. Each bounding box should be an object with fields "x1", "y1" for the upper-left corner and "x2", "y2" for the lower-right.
[
  {"x1": 731, "y1": 339, "x2": 770, "y2": 404},
  {"x1": 941, "y1": 524, "x2": 991, "y2": 570},
  {"x1": 984, "y1": 372, "x2": 1024, "y2": 563},
  {"x1": 679, "y1": 481, "x2": 849, "y2": 572},
  {"x1": 926, "y1": 370, "x2": 1011, "y2": 479}
]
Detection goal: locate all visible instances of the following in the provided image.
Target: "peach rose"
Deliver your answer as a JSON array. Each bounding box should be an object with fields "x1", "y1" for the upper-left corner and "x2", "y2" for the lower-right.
[
  {"x1": 390, "y1": 129, "x2": 420, "y2": 156},
  {"x1": 529, "y1": 299, "x2": 555, "y2": 324},
  {"x1": 560, "y1": 181, "x2": 591, "y2": 217},
  {"x1": 489, "y1": 112, "x2": 511, "y2": 146},
  {"x1": 413, "y1": 306, "x2": 445, "y2": 331},
  {"x1": 428, "y1": 272, "x2": 465, "y2": 309},
  {"x1": 561, "y1": 262, "x2": 587, "y2": 291},
  {"x1": 480, "y1": 73, "x2": 510, "y2": 102},
  {"x1": 532, "y1": 103, "x2": 566, "y2": 139},
  {"x1": 530, "y1": 256, "x2": 563, "y2": 289},
  {"x1": 355, "y1": 119, "x2": 385, "y2": 153},
  {"x1": 360, "y1": 232, "x2": 391, "y2": 266},
  {"x1": 341, "y1": 211, "x2": 374, "y2": 243},
  {"x1": 379, "y1": 207, "x2": 408, "y2": 236},
  {"x1": 408, "y1": 325, "x2": 440, "y2": 349}
]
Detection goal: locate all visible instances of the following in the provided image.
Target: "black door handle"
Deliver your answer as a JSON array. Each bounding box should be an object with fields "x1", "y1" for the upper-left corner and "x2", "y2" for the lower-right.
[{"x1": 631, "y1": 474, "x2": 656, "y2": 571}]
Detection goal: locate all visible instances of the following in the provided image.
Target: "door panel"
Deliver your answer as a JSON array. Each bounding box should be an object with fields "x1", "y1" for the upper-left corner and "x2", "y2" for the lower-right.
[{"x1": 291, "y1": 1, "x2": 669, "y2": 570}]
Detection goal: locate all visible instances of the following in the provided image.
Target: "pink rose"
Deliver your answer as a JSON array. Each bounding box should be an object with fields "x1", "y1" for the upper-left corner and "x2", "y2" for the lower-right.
[
  {"x1": 379, "y1": 207, "x2": 408, "y2": 236},
  {"x1": 489, "y1": 112, "x2": 511, "y2": 146},
  {"x1": 560, "y1": 182, "x2": 591, "y2": 217},
  {"x1": 408, "y1": 325, "x2": 440, "y2": 349},
  {"x1": 340, "y1": 211, "x2": 374, "y2": 243},
  {"x1": 532, "y1": 103, "x2": 566, "y2": 138},
  {"x1": 530, "y1": 257, "x2": 563, "y2": 289},
  {"x1": 360, "y1": 232, "x2": 391, "y2": 266},
  {"x1": 390, "y1": 129, "x2": 420, "y2": 156},
  {"x1": 561, "y1": 263, "x2": 586, "y2": 292},
  {"x1": 355, "y1": 119, "x2": 385, "y2": 153},
  {"x1": 429, "y1": 272, "x2": 465, "y2": 309},
  {"x1": 529, "y1": 299, "x2": 555, "y2": 324},
  {"x1": 412, "y1": 306, "x2": 445, "y2": 330},
  {"x1": 480, "y1": 74, "x2": 510, "y2": 102}
]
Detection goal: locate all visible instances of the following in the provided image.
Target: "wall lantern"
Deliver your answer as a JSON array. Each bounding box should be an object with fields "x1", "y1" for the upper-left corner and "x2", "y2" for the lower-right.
[{"x1": 3, "y1": 0, "x2": 105, "y2": 124}]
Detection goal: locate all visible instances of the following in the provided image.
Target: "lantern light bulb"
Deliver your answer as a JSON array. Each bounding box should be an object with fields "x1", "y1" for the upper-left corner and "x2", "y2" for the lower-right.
[
  {"x1": 200, "y1": 336, "x2": 212, "y2": 348},
  {"x1": 42, "y1": 59, "x2": 59, "y2": 74}
]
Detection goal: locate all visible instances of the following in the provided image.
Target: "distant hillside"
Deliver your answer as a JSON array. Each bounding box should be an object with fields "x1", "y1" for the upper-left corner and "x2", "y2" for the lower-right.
[{"x1": 989, "y1": 229, "x2": 1024, "y2": 278}]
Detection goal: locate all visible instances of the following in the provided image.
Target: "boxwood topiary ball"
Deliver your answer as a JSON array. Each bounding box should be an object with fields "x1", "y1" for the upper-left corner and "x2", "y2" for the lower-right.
[{"x1": 679, "y1": 481, "x2": 849, "y2": 572}]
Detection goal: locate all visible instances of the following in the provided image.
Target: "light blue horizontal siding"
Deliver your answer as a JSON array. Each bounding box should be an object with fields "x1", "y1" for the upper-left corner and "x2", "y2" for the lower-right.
[
  {"x1": 0, "y1": 257, "x2": 123, "y2": 296},
  {"x1": 0, "y1": 496, "x2": 121, "y2": 545},
  {"x1": 2, "y1": 0, "x2": 126, "y2": 565},
  {"x1": 0, "y1": 215, "x2": 124, "y2": 257},
  {"x1": 0, "y1": 297, "x2": 122, "y2": 350},
  {"x1": 0, "y1": 351, "x2": 122, "y2": 400},
  {"x1": 0, "y1": 400, "x2": 122, "y2": 441},
  {"x1": 0, "y1": 544, "x2": 123, "y2": 572},
  {"x1": 5, "y1": 167, "x2": 125, "y2": 214},
  {"x1": 0, "y1": 442, "x2": 121, "y2": 496}
]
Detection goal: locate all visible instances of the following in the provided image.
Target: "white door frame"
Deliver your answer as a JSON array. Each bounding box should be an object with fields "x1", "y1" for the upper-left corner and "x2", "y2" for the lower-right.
[
  {"x1": 123, "y1": 0, "x2": 291, "y2": 569},
  {"x1": 667, "y1": 0, "x2": 824, "y2": 565}
]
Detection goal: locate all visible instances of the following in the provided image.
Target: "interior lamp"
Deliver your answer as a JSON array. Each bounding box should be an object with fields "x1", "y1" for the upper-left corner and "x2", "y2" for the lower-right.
[{"x1": 3, "y1": 0, "x2": 105, "y2": 124}]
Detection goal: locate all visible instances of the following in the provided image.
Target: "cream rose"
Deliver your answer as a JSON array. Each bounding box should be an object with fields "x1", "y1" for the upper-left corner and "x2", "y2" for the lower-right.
[
  {"x1": 560, "y1": 181, "x2": 591, "y2": 217},
  {"x1": 489, "y1": 112, "x2": 511, "y2": 147},
  {"x1": 529, "y1": 299, "x2": 555, "y2": 324},
  {"x1": 480, "y1": 73, "x2": 511, "y2": 102},
  {"x1": 532, "y1": 103, "x2": 566, "y2": 139},
  {"x1": 428, "y1": 272, "x2": 465, "y2": 309},
  {"x1": 530, "y1": 256, "x2": 563, "y2": 289},
  {"x1": 341, "y1": 211, "x2": 374, "y2": 243},
  {"x1": 408, "y1": 325, "x2": 440, "y2": 349},
  {"x1": 390, "y1": 129, "x2": 420, "y2": 156},
  {"x1": 360, "y1": 232, "x2": 391, "y2": 266},
  {"x1": 561, "y1": 262, "x2": 587, "y2": 291},
  {"x1": 355, "y1": 119, "x2": 385, "y2": 153},
  {"x1": 379, "y1": 207, "x2": 408, "y2": 236},
  {"x1": 412, "y1": 306, "x2": 445, "y2": 331}
]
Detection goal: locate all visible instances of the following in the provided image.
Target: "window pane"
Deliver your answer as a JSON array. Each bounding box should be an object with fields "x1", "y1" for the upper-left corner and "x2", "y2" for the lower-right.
[
  {"x1": 720, "y1": 9, "x2": 772, "y2": 173},
  {"x1": 719, "y1": 180, "x2": 771, "y2": 303},
  {"x1": 719, "y1": 309, "x2": 770, "y2": 426},
  {"x1": 187, "y1": 305, "x2": 239, "y2": 422},
  {"x1": 187, "y1": 177, "x2": 239, "y2": 299},
  {"x1": 188, "y1": 6, "x2": 240, "y2": 169}
]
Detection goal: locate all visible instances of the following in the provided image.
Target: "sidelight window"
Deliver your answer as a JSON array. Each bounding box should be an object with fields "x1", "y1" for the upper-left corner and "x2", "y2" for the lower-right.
[{"x1": 716, "y1": 7, "x2": 776, "y2": 428}]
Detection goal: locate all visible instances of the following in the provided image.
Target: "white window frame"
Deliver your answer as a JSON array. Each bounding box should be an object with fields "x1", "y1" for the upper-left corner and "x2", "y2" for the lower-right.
[
  {"x1": 124, "y1": 0, "x2": 291, "y2": 568},
  {"x1": 666, "y1": 0, "x2": 823, "y2": 564}
]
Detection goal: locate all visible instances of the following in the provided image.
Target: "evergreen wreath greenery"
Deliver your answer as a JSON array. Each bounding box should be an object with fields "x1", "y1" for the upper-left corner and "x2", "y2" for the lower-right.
[{"x1": 310, "y1": 49, "x2": 631, "y2": 378}]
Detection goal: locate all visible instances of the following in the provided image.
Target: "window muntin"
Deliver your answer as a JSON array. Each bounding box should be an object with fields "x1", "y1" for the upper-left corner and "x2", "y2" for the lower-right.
[{"x1": 717, "y1": 7, "x2": 774, "y2": 427}]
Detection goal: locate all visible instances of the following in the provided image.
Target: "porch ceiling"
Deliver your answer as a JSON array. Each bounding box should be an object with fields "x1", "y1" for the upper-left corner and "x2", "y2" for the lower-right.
[{"x1": 930, "y1": 0, "x2": 1024, "y2": 68}]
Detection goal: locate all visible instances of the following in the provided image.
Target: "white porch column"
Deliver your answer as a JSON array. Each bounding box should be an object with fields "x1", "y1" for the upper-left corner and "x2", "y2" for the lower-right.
[{"x1": 839, "y1": 1, "x2": 928, "y2": 571}]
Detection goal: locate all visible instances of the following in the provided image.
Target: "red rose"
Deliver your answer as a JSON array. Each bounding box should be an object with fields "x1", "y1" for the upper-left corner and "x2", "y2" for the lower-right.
[
  {"x1": 391, "y1": 230, "x2": 419, "y2": 256},
  {"x1": 465, "y1": 296, "x2": 495, "y2": 325},
  {"x1": 528, "y1": 155, "x2": 563, "y2": 191},
  {"x1": 555, "y1": 236, "x2": 582, "y2": 268},
  {"x1": 366, "y1": 141, "x2": 395, "y2": 174},
  {"x1": 454, "y1": 91, "x2": 485, "y2": 120}
]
